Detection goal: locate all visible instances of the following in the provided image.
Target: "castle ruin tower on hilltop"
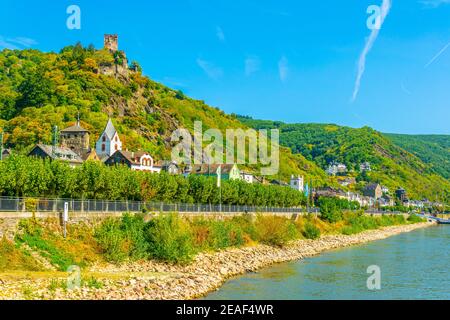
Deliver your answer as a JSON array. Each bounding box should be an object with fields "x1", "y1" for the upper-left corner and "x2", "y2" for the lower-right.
[{"x1": 104, "y1": 34, "x2": 118, "y2": 51}]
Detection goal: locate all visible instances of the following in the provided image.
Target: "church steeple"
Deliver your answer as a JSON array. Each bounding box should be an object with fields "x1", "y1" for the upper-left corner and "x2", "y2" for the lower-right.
[{"x1": 95, "y1": 118, "x2": 122, "y2": 159}]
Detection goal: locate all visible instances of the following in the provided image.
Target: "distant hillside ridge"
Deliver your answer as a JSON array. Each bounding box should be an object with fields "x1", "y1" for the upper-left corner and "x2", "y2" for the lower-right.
[{"x1": 237, "y1": 116, "x2": 450, "y2": 202}]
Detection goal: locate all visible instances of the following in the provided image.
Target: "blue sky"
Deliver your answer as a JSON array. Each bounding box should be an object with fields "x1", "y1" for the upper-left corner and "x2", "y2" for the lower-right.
[{"x1": 1, "y1": 0, "x2": 450, "y2": 134}]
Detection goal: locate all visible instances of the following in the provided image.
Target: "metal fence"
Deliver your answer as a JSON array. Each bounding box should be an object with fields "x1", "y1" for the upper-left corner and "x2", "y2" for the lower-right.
[{"x1": 0, "y1": 196, "x2": 316, "y2": 214}]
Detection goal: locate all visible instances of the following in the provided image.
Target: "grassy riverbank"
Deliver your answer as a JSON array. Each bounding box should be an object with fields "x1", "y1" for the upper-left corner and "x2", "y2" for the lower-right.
[{"x1": 0, "y1": 212, "x2": 428, "y2": 299}]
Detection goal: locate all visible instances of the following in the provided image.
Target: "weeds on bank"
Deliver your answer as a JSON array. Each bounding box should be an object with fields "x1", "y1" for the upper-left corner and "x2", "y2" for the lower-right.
[
  {"x1": 7, "y1": 210, "x2": 423, "y2": 270},
  {"x1": 14, "y1": 219, "x2": 100, "y2": 271},
  {"x1": 0, "y1": 236, "x2": 41, "y2": 272}
]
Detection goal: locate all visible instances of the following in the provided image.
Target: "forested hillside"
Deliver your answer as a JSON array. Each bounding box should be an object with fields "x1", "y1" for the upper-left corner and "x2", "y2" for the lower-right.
[
  {"x1": 385, "y1": 134, "x2": 450, "y2": 180},
  {"x1": 237, "y1": 116, "x2": 450, "y2": 202},
  {"x1": 0, "y1": 44, "x2": 328, "y2": 184}
]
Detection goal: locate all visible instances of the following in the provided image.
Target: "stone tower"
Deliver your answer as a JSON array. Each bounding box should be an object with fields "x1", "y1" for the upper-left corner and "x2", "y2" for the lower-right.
[
  {"x1": 104, "y1": 34, "x2": 118, "y2": 51},
  {"x1": 60, "y1": 120, "x2": 90, "y2": 158},
  {"x1": 290, "y1": 175, "x2": 304, "y2": 193}
]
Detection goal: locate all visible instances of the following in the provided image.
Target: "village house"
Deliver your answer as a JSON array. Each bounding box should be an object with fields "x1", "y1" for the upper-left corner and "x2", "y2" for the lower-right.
[
  {"x1": 337, "y1": 176, "x2": 356, "y2": 187},
  {"x1": 28, "y1": 120, "x2": 97, "y2": 166},
  {"x1": 363, "y1": 183, "x2": 382, "y2": 199},
  {"x1": 395, "y1": 187, "x2": 408, "y2": 202},
  {"x1": 29, "y1": 144, "x2": 83, "y2": 167},
  {"x1": 1, "y1": 148, "x2": 11, "y2": 160},
  {"x1": 157, "y1": 160, "x2": 180, "y2": 175},
  {"x1": 188, "y1": 164, "x2": 241, "y2": 181},
  {"x1": 105, "y1": 150, "x2": 161, "y2": 173},
  {"x1": 270, "y1": 179, "x2": 289, "y2": 187},
  {"x1": 240, "y1": 171, "x2": 254, "y2": 184},
  {"x1": 326, "y1": 162, "x2": 347, "y2": 176},
  {"x1": 359, "y1": 162, "x2": 372, "y2": 172}
]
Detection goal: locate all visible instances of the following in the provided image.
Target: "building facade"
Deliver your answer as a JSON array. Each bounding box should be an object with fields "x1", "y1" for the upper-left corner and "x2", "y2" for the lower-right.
[
  {"x1": 363, "y1": 183, "x2": 382, "y2": 199},
  {"x1": 105, "y1": 150, "x2": 161, "y2": 173},
  {"x1": 59, "y1": 121, "x2": 91, "y2": 158},
  {"x1": 290, "y1": 175, "x2": 304, "y2": 192},
  {"x1": 96, "y1": 118, "x2": 122, "y2": 160}
]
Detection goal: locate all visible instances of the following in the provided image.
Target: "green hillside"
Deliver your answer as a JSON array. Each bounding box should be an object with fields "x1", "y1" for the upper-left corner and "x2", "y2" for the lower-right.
[
  {"x1": 384, "y1": 134, "x2": 450, "y2": 180},
  {"x1": 237, "y1": 116, "x2": 450, "y2": 202},
  {"x1": 0, "y1": 44, "x2": 329, "y2": 185}
]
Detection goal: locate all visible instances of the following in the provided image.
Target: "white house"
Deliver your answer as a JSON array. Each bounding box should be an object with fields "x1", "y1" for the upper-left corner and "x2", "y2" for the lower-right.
[
  {"x1": 105, "y1": 150, "x2": 161, "y2": 173},
  {"x1": 290, "y1": 175, "x2": 304, "y2": 192},
  {"x1": 96, "y1": 118, "x2": 123, "y2": 160},
  {"x1": 240, "y1": 171, "x2": 254, "y2": 184}
]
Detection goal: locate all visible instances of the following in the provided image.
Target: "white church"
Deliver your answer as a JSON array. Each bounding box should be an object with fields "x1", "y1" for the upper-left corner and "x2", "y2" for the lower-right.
[{"x1": 95, "y1": 118, "x2": 123, "y2": 159}]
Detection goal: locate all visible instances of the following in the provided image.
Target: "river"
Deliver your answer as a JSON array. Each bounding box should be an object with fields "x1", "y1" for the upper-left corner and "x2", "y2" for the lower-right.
[{"x1": 204, "y1": 225, "x2": 450, "y2": 300}]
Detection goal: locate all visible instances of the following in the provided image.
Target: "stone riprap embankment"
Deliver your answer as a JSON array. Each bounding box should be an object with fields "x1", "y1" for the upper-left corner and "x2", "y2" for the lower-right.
[{"x1": 0, "y1": 222, "x2": 432, "y2": 300}]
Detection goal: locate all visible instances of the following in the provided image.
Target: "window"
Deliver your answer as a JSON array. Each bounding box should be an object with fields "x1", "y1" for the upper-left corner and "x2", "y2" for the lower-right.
[
  {"x1": 115, "y1": 144, "x2": 118, "y2": 151},
  {"x1": 115, "y1": 136, "x2": 118, "y2": 142},
  {"x1": 102, "y1": 135, "x2": 106, "y2": 142},
  {"x1": 102, "y1": 144, "x2": 105, "y2": 152}
]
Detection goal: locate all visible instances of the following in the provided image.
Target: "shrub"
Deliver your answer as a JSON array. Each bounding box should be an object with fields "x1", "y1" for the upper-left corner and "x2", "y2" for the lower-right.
[
  {"x1": 191, "y1": 218, "x2": 245, "y2": 250},
  {"x1": 145, "y1": 214, "x2": 196, "y2": 264},
  {"x1": 318, "y1": 198, "x2": 343, "y2": 223},
  {"x1": 254, "y1": 215, "x2": 299, "y2": 247},
  {"x1": 302, "y1": 222, "x2": 321, "y2": 239},
  {"x1": 94, "y1": 214, "x2": 148, "y2": 263},
  {"x1": 407, "y1": 214, "x2": 425, "y2": 223},
  {"x1": 94, "y1": 219, "x2": 129, "y2": 263}
]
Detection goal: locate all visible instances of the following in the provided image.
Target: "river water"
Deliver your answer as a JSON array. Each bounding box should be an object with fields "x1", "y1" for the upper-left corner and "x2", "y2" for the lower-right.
[{"x1": 205, "y1": 226, "x2": 450, "y2": 300}]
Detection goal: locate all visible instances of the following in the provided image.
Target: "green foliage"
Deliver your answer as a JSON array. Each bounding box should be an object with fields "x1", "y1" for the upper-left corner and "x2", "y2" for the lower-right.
[
  {"x1": 0, "y1": 236, "x2": 41, "y2": 271},
  {"x1": 145, "y1": 214, "x2": 196, "y2": 264},
  {"x1": 341, "y1": 212, "x2": 410, "y2": 235},
  {"x1": 0, "y1": 45, "x2": 326, "y2": 182},
  {"x1": 15, "y1": 220, "x2": 76, "y2": 271},
  {"x1": 254, "y1": 215, "x2": 300, "y2": 246},
  {"x1": 318, "y1": 197, "x2": 344, "y2": 223},
  {"x1": 238, "y1": 116, "x2": 450, "y2": 203},
  {"x1": 191, "y1": 218, "x2": 245, "y2": 250},
  {"x1": 0, "y1": 155, "x2": 305, "y2": 207},
  {"x1": 386, "y1": 134, "x2": 450, "y2": 180},
  {"x1": 407, "y1": 214, "x2": 426, "y2": 223},
  {"x1": 302, "y1": 222, "x2": 321, "y2": 239},
  {"x1": 94, "y1": 214, "x2": 148, "y2": 263}
]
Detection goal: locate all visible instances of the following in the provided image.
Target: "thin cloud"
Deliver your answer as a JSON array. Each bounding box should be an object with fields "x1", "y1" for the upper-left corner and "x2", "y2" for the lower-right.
[
  {"x1": 351, "y1": 0, "x2": 392, "y2": 103},
  {"x1": 424, "y1": 41, "x2": 450, "y2": 68},
  {"x1": 245, "y1": 56, "x2": 261, "y2": 76},
  {"x1": 419, "y1": 0, "x2": 450, "y2": 8},
  {"x1": 0, "y1": 36, "x2": 38, "y2": 49},
  {"x1": 216, "y1": 26, "x2": 225, "y2": 42},
  {"x1": 278, "y1": 56, "x2": 289, "y2": 82},
  {"x1": 196, "y1": 58, "x2": 223, "y2": 80},
  {"x1": 0, "y1": 36, "x2": 37, "y2": 50},
  {"x1": 7, "y1": 37, "x2": 37, "y2": 47}
]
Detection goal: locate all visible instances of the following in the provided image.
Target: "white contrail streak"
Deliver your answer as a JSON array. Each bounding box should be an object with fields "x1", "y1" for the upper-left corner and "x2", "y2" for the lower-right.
[
  {"x1": 425, "y1": 41, "x2": 450, "y2": 68},
  {"x1": 351, "y1": 0, "x2": 392, "y2": 102}
]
